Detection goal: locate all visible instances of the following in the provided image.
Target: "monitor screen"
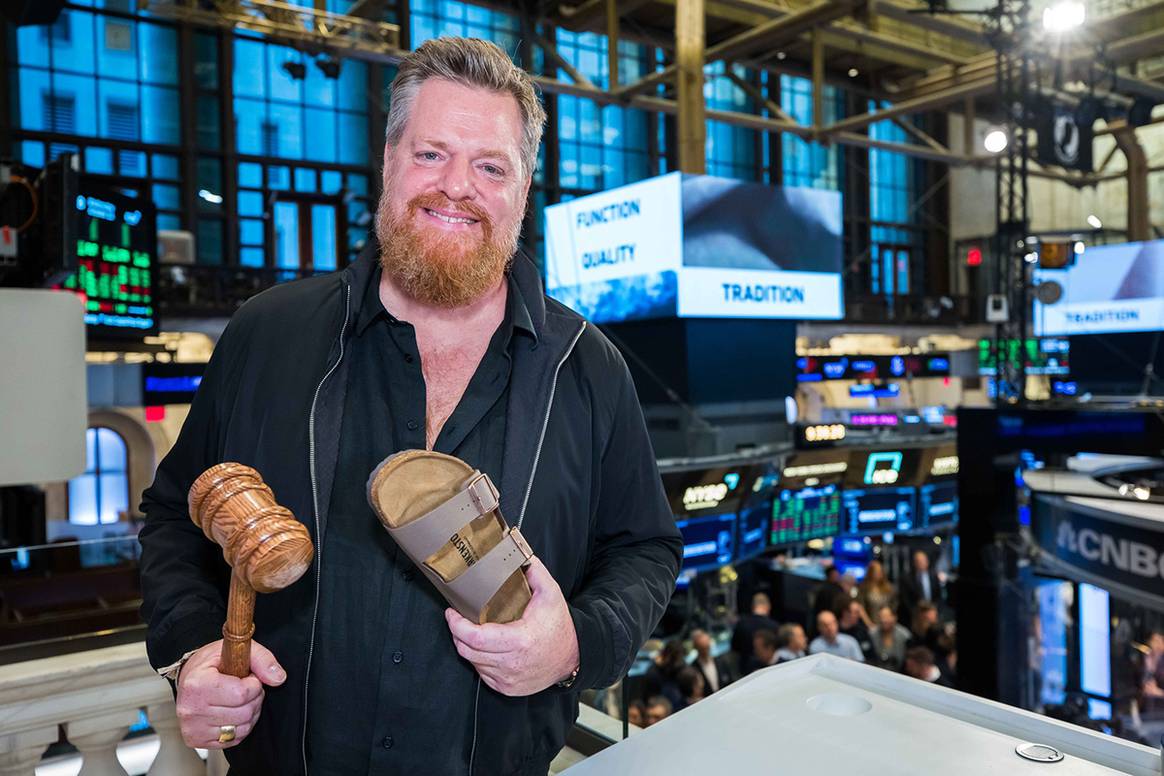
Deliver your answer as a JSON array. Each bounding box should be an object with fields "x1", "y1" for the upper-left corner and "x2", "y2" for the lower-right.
[
  {"x1": 770, "y1": 484, "x2": 842, "y2": 547},
  {"x1": 676, "y1": 512, "x2": 737, "y2": 573},
  {"x1": 920, "y1": 481, "x2": 959, "y2": 528},
  {"x1": 842, "y1": 487, "x2": 916, "y2": 534},
  {"x1": 54, "y1": 180, "x2": 158, "y2": 336},
  {"x1": 735, "y1": 465, "x2": 777, "y2": 560},
  {"x1": 845, "y1": 449, "x2": 923, "y2": 488},
  {"x1": 661, "y1": 466, "x2": 749, "y2": 519}
]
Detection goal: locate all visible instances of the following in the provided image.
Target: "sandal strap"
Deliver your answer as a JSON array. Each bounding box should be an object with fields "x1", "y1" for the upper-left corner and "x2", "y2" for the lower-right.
[
  {"x1": 386, "y1": 472, "x2": 500, "y2": 563},
  {"x1": 443, "y1": 527, "x2": 534, "y2": 621}
]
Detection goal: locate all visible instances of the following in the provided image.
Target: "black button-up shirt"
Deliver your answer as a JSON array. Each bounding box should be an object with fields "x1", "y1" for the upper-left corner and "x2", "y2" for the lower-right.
[{"x1": 306, "y1": 264, "x2": 533, "y2": 774}]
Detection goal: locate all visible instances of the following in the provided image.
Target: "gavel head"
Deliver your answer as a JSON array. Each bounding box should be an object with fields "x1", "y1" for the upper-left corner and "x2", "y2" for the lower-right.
[{"x1": 188, "y1": 463, "x2": 314, "y2": 593}]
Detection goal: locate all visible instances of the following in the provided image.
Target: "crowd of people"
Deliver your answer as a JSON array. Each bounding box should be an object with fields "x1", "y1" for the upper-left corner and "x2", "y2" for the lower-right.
[{"x1": 628, "y1": 551, "x2": 956, "y2": 728}]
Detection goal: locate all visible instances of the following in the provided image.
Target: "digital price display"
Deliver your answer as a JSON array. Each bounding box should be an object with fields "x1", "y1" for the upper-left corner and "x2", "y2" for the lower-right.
[
  {"x1": 736, "y1": 466, "x2": 776, "y2": 560},
  {"x1": 56, "y1": 183, "x2": 158, "y2": 336},
  {"x1": 141, "y1": 362, "x2": 206, "y2": 406},
  {"x1": 676, "y1": 512, "x2": 737, "y2": 573},
  {"x1": 797, "y1": 354, "x2": 950, "y2": 382},
  {"x1": 978, "y1": 338, "x2": 1070, "y2": 376},
  {"x1": 920, "y1": 481, "x2": 959, "y2": 528},
  {"x1": 770, "y1": 484, "x2": 842, "y2": 547},
  {"x1": 842, "y1": 487, "x2": 916, "y2": 534}
]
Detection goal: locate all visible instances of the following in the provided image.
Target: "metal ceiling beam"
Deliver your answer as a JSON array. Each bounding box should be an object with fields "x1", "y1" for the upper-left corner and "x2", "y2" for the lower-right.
[
  {"x1": 616, "y1": 0, "x2": 857, "y2": 98},
  {"x1": 873, "y1": 0, "x2": 989, "y2": 45},
  {"x1": 827, "y1": 76, "x2": 996, "y2": 134},
  {"x1": 824, "y1": 20, "x2": 972, "y2": 67}
]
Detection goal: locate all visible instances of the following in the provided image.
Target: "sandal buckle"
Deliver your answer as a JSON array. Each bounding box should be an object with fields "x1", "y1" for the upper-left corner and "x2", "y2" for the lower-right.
[
  {"x1": 508, "y1": 527, "x2": 534, "y2": 562},
  {"x1": 466, "y1": 472, "x2": 499, "y2": 515}
]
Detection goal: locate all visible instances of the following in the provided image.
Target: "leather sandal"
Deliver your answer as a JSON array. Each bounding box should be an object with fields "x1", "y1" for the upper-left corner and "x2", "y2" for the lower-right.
[{"x1": 366, "y1": 449, "x2": 533, "y2": 624}]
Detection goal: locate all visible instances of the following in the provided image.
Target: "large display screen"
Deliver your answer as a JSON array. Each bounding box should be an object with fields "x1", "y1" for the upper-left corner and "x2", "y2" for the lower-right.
[
  {"x1": 676, "y1": 512, "x2": 737, "y2": 573},
  {"x1": 842, "y1": 487, "x2": 916, "y2": 534},
  {"x1": 736, "y1": 465, "x2": 777, "y2": 560},
  {"x1": 978, "y1": 338, "x2": 1069, "y2": 376},
  {"x1": 845, "y1": 449, "x2": 923, "y2": 488},
  {"x1": 919, "y1": 481, "x2": 959, "y2": 528},
  {"x1": 545, "y1": 173, "x2": 843, "y2": 323},
  {"x1": 797, "y1": 354, "x2": 950, "y2": 382},
  {"x1": 55, "y1": 181, "x2": 158, "y2": 336},
  {"x1": 770, "y1": 484, "x2": 842, "y2": 547},
  {"x1": 661, "y1": 466, "x2": 749, "y2": 519},
  {"x1": 1033, "y1": 239, "x2": 1164, "y2": 335}
]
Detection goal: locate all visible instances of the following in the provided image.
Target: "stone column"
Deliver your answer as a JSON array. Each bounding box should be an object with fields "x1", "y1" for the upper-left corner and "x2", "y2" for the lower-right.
[
  {"x1": 63, "y1": 709, "x2": 138, "y2": 776},
  {"x1": 145, "y1": 702, "x2": 204, "y2": 776},
  {"x1": 0, "y1": 726, "x2": 58, "y2": 776}
]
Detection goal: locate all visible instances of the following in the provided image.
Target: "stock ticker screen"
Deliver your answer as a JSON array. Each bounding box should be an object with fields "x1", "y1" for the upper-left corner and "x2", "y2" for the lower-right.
[
  {"x1": 842, "y1": 487, "x2": 917, "y2": 535},
  {"x1": 56, "y1": 184, "x2": 158, "y2": 337},
  {"x1": 920, "y1": 480, "x2": 959, "y2": 528},
  {"x1": 770, "y1": 484, "x2": 842, "y2": 547},
  {"x1": 675, "y1": 512, "x2": 737, "y2": 574}
]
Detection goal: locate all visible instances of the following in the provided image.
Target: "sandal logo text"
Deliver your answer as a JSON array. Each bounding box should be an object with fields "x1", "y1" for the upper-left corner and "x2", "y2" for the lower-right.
[{"x1": 450, "y1": 532, "x2": 479, "y2": 567}]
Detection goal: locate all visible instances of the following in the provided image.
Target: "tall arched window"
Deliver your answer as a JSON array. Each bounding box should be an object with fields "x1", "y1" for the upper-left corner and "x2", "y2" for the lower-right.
[{"x1": 68, "y1": 427, "x2": 129, "y2": 525}]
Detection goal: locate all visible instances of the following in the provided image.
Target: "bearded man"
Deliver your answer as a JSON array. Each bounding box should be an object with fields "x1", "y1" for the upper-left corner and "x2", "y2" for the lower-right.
[{"x1": 138, "y1": 37, "x2": 681, "y2": 776}]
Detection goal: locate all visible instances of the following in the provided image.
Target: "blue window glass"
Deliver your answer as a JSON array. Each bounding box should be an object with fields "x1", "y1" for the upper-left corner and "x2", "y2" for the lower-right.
[
  {"x1": 321, "y1": 170, "x2": 343, "y2": 194},
  {"x1": 304, "y1": 107, "x2": 338, "y2": 163},
  {"x1": 311, "y1": 204, "x2": 338, "y2": 271},
  {"x1": 96, "y1": 16, "x2": 137, "y2": 81},
  {"x1": 68, "y1": 427, "x2": 128, "y2": 526},
  {"x1": 157, "y1": 213, "x2": 180, "y2": 231},
  {"x1": 234, "y1": 39, "x2": 266, "y2": 99},
  {"x1": 196, "y1": 218, "x2": 224, "y2": 265},
  {"x1": 337, "y1": 112, "x2": 368, "y2": 165},
  {"x1": 781, "y1": 75, "x2": 843, "y2": 191},
  {"x1": 304, "y1": 61, "x2": 337, "y2": 108},
  {"x1": 86, "y1": 146, "x2": 113, "y2": 174},
  {"x1": 152, "y1": 153, "x2": 179, "y2": 180},
  {"x1": 268, "y1": 166, "x2": 291, "y2": 190},
  {"x1": 195, "y1": 93, "x2": 221, "y2": 150},
  {"x1": 337, "y1": 59, "x2": 368, "y2": 111},
  {"x1": 238, "y1": 190, "x2": 264, "y2": 217},
  {"x1": 869, "y1": 99, "x2": 918, "y2": 296},
  {"x1": 138, "y1": 23, "x2": 178, "y2": 85},
  {"x1": 240, "y1": 247, "x2": 265, "y2": 267},
  {"x1": 118, "y1": 150, "x2": 146, "y2": 177},
  {"x1": 268, "y1": 103, "x2": 302, "y2": 158},
  {"x1": 51, "y1": 12, "x2": 96, "y2": 75},
  {"x1": 274, "y1": 201, "x2": 300, "y2": 269},
  {"x1": 20, "y1": 141, "x2": 45, "y2": 168},
  {"x1": 16, "y1": 26, "x2": 49, "y2": 68},
  {"x1": 295, "y1": 168, "x2": 317, "y2": 192},
  {"x1": 268, "y1": 46, "x2": 305, "y2": 103},
  {"x1": 152, "y1": 183, "x2": 180, "y2": 210},
  {"x1": 410, "y1": 0, "x2": 520, "y2": 63},
  {"x1": 52, "y1": 72, "x2": 97, "y2": 136},
  {"x1": 240, "y1": 218, "x2": 264, "y2": 246},
  {"x1": 141, "y1": 85, "x2": 179, "y2": 143},
  {"x1": 234, "y1": 97, "x2": 267, "y2": 155},
  {"x1": 238, "y1": 162, "x2": 263, "y2": 188}
]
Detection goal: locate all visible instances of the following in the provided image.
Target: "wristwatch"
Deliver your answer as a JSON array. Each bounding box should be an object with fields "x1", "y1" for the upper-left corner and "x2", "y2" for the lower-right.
[{"x1": 556, "y1": 664, "x2": 580, "y2": 689}]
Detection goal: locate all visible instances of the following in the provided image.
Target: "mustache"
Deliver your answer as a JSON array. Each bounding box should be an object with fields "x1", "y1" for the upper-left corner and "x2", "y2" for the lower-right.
[{"x1": 408, "y1": 193, "x2": 491, "y2": 229}]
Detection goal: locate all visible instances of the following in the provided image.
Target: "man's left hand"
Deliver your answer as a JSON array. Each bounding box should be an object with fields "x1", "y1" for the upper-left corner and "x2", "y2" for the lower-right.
[{"x1": 445, "y1": 556, "x2": 580, "y2": 697}]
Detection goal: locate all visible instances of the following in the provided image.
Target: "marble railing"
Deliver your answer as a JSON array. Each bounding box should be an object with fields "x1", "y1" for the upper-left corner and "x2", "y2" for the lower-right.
[
  {"x1": 0, "y1": 641, "x2": 623, "y2": 775},
  {"x1": 0, "y1": 642, "x2": 226, "y2": 776}
]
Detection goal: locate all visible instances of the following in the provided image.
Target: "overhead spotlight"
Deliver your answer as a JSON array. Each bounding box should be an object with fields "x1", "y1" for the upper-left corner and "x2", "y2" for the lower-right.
[
  {"x1": 1073, "y1": 240, "x2": 1085, "y2": 256},
  {"x1": 984, "y1": 128, "x2": 1008, "y2": 153},
  {"x1": 1042, "y1": 1, "x2": 1085, "y2": 32},
  {"x1": 1074, "y1": 96, "x2": 1101, "y2": 127},
  {"x1": 776, "y1": 51, "x2": 787, "y2": 60},
  {"x1": 1087, "y1": 214, "x2": 1102, "y2": 229},
  {"x1": 1024, "y1": 251, "x2": 1039, "y2": 264},
  {"x1": 282, "y1": 60, "x2": 307, "y2": 80},
  {"x1": 315, "y1": 56, "x2": 342, "y2": 79},
  {"x1": 847, "y1": 67, "x2": 859, "y2": 78},
  {"x1": 197, "y1": 189, "x2": 223, "y2": 205}
]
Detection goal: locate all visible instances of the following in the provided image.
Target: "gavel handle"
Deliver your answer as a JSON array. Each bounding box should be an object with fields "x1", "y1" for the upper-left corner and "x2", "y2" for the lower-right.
[{"x1": 220, "y1": 571, "x2": 256, "y2": 678}]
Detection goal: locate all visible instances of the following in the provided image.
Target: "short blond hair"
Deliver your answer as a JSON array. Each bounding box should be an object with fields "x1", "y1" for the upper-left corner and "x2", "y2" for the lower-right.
[{"x1": 386, "y1": 37, "x2": 546, "y2": 179}]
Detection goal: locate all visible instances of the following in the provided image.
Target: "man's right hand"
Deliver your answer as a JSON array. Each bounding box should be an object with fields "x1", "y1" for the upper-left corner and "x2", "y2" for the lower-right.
[{"x1": 175, "y1": 639, "x2": 286, "y2": 749}]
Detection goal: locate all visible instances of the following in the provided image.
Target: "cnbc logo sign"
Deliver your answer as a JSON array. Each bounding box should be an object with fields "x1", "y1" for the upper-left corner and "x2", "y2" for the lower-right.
[
  {"x1": 864, "y1": 452, "x2": 904, "y2": 485},
  {"x1": 683, "y1": 471, "x2": 741, "y2": 510}
]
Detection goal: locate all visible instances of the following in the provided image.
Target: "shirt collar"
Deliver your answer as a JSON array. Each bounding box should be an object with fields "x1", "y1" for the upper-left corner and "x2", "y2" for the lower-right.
[{"x1": 355, "y1": 264, "x2": 535, "y2": 340}]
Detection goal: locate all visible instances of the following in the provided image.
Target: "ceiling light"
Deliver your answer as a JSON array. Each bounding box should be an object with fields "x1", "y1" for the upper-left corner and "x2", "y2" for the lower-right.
[
  {"x1": 848, "y1": 68, "x2": 859, "y2": 78},
  {"x1": 1086, "y1": 214, "x2": 1102, "y2": 229},
  {"x1": 776, "y1": 51, "x2": 787, "y2": 60},
  {"x1": 1024, "y1": 252, "x2": 1039, "y2": 264},
  {"x1": 1073, "y1": 241, "x2": 1085, "y2": 255},
  {"x1": 1042, "y1": 1, "x2": 1085, "y2": 32},
  {"x1": 198, "y1": 189, "x2": 223, "y2": 205},
  {"x1": 984, "y1": 128, "x2": 1008, "y2": 153}
]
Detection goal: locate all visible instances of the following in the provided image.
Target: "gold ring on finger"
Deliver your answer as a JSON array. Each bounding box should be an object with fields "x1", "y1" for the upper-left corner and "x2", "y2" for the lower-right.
[{"x1": 218, "y1": 724, "x2": 236, "y2": 744}]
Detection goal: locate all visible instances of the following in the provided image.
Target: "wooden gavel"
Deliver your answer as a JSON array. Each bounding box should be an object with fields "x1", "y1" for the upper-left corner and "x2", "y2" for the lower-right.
[{"x1": 188, "y1": 463, "x2": 314, "y2": 678}]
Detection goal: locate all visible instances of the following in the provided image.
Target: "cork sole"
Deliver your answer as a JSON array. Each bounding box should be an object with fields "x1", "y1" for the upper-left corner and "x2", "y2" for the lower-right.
[{"x1": 367, "y1": 450, "x2": 530, "y2": 624}]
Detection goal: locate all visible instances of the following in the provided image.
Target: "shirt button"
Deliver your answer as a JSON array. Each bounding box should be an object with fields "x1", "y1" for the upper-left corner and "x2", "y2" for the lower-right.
[
  {"x1": 382, "y1": 735, "x2": 394, "y2": 750},
  {"x1": 393, "y1": 651, "x2": 404, "y2": 664},
  {"x1": 406, "y1": 419, "x2": 418, "y2": 431}
]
